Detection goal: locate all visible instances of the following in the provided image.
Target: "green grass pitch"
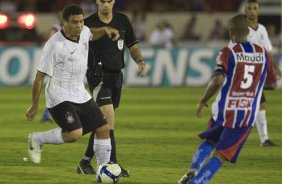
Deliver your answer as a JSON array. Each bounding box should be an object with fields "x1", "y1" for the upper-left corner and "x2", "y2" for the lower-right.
[{"x1": 0, "y1": 87, "x2": 281, "y2": 184}]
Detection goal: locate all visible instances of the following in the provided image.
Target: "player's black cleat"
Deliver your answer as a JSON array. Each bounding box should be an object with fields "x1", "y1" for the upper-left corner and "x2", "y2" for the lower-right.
[
  {"x1": 76, "y1": 160, "x2": 96, "y2": 174},
  {"x1": 119, "y1": 164, "x2": 130, "y2": 177},
  {"x1": 262, "y1": 139, "x2": 278, "y2": 147},
  {"x1": 178, "y1": 171, "x2": 195, "y2": 184}
]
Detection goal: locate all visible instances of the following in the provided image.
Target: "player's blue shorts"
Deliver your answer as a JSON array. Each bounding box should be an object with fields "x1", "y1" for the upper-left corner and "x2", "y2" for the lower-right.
[{"x1": 199, "y1": 118, "x2": 252, "y2": 163}]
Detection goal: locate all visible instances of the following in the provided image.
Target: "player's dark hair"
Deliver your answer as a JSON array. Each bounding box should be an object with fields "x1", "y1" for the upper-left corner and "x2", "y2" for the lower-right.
[
  {"x1": 62, "y1": 4, "x2": 84, "y2": 21},
  {"x1": 228, "y1": 15, "x2": 249, "y2": 36}
]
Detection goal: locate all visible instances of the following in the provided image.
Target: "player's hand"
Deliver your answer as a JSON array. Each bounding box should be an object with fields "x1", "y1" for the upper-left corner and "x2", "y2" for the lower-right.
[
  {"x1": 138, "y1": 62, "x2": 148, "y2": 77},
  {"x1": 105, "y1": 27, "x2": 120, "y2": 41},
  {"x1": 26, "y1": 105, "x2": 38, "y2": 121},
  {"x1": 196, "y1": 102, "x2": 208, "y2": 118}
]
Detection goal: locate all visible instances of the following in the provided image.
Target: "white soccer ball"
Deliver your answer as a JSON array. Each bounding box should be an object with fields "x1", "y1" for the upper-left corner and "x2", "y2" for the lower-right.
[{"x1": 97, "y1": 161, "x2": 122, "y2": 183}]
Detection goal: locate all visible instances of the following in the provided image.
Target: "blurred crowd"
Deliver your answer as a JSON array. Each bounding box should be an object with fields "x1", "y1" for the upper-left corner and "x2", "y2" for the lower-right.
[
  {"x1": 0, "y1": 0, "x2": 281, "y2": 49},
  {"x1": 147, "y1": 17, "x2": 281, "y2": 50},
  {"x1": 0, "y1": 0, "x2": 242, "y2": 13}
]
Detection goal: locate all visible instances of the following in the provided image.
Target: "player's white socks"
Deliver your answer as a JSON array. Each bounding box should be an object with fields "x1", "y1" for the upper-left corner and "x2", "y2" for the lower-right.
[
  {"x1": 94, "y1": 138, "x2": 111, "y2": 167},
  {"x1": 255, "y1": 110, "x2": 269, "y2": 143},
  {"x1": 34, "y1": 128, "x2": 64, "y2": 145}
]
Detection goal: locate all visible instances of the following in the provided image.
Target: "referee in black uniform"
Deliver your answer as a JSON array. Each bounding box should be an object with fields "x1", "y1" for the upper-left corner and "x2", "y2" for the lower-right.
[{"x1": 76, "y1": 0, "x2": 148, "y2": 177}]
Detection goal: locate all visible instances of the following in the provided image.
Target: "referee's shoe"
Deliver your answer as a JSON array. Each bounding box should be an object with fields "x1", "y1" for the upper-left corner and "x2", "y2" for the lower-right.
[
  {"x1": 119, "y1": 164, "x2": 130, "y2": 177},
  {"x1": 76, "y1": 160, "x2": 96, "y2": 174}
]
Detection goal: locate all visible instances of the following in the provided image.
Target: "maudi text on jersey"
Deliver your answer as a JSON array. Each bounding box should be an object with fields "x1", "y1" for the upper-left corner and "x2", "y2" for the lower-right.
[{"x1": 236, "y1": 53, "x2": 264, "y2": 63}]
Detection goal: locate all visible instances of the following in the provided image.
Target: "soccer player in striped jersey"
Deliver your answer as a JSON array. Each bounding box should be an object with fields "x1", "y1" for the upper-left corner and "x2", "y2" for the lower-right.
[
  {"x1": 178, "y1": 15, "x2": 277, "y2": 184},
  {"x1": 25, "y1": 5, "x2": 119, "y2": 175},
  {"x1": 245, "y1": 0, "x2": 281, "y2": 147}
]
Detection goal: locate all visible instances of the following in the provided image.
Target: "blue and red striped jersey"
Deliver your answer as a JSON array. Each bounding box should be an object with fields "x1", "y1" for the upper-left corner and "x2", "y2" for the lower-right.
[{"x1": 212, "y1": 42, "x2": 277, "y2": 128}]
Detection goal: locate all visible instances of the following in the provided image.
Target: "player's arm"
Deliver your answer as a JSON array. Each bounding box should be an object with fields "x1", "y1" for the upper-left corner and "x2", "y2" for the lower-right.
[
  {"x1": 268, "y1": 53, "x2": 281, "y2": 80},
  {"x1": 196, "y1": 73, "x2": 225, "y2": 117},
  {"x1": 264, "y1": 52, "x2": 278, "y2": 90},
  {"x1": 90, "y1": 27, "x2": 120, "y2": 41},
  {"x1": 26, "y1": 71, "x2": 46, "y2": 121},
  {"x1": 196, "y1": 48, "x2": 228, "y2": 118},
  {"x1": 129, "y1": 44, "x2": 148, "y2": 77}
]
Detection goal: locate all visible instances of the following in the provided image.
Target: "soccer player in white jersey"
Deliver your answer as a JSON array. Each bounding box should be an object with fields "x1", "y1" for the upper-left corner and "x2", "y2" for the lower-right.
[
  {"x1": 25, "y1": 5, "x2": 119, "y2": 173},
  {"x1": 178, "y1": 15, "x2": 277, "y2": 184},
  {"x1": 245, "y1": 0, "x2": 281, "y2": 146},
  {"x1": 40, "y1": 13, "x2": 63, "y2": 123}
]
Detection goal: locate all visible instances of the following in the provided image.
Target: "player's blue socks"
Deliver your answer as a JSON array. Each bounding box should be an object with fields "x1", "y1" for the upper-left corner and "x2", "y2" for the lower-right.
[
  {"x1": 189, "y1": 156, "x2": 222, "y2": 184},
  {"x1": 190, "y1": 140, "x2": 213, "y2": 173}
]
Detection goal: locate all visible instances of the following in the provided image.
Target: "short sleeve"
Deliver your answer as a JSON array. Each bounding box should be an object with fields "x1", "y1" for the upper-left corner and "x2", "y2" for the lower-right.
[
  {"x1": 260, "y1": 26, "x2": 272, "y2": 51},
  {"x1": 37, "y1": 41, "x2": 56, "y2": 76},
  {"x1": 124, "y1": 15, "x2": 138, "y2": 48},
  {"x1": 212, "y1": 47, "x2": 230, "y2": 77}
]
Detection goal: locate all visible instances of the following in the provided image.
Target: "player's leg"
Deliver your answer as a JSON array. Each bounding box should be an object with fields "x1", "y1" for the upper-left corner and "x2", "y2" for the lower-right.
[
  {"x1": 78, "y1": 100, "x2": 111, "y2": 170},
  {"x1": 188, "y1": 152, "x2": 225, "y2": 184},
  {"x1": 98, "y1": 102, "x2": 131, "y2": 176},
  {"x1": 189, "y1": 126, "x2": 252, "y2": 184},
  {"x1": 108, "y1": 73, "x2": 130, "y2": 177},
  {"x1": 178, "y1": 140, "x2": 214, "y2": 184},
  {"x1": 76, "y1": 81, "x2": 105, "y2": 174},
  {"x1": 76, "y1": 77, "x2": 102, "y2": 174},
  {"x1": 255, "y1": 92, "x2": 277, "y2": 146},
  {"x1": 28, "y1": 102, "x2": 83, "y2": 163},
  {"x1": 77, "y1": 84, "x2": 129, "y2": 176},
  {"x1": 178, "y1": 119, "x2": 218, "y2": 184},
  {"x1": 76, "y1": 132, "x2": 96, "y2": 174}
]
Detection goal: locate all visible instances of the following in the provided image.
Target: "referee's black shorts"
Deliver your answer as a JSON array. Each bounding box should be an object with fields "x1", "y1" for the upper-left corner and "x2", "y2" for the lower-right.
[
  {"x1": 48, "y1": 99, "x2": 106, "y2": 135},
  {"x1": 87, "y1": 70, "x2": 123, "y2": 109}
]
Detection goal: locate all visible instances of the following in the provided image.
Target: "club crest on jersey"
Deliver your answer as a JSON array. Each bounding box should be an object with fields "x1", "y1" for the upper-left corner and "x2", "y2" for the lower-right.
[
  {"x1": 117, "y1": 39, "x2": 124, "y2": 50},
  {"x1": 65, "y1": 112, "x2": 75, "y2": 124}
]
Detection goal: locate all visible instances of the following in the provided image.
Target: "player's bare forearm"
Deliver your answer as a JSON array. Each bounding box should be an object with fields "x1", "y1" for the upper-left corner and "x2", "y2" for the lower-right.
[
  {"x1": 31, "y1": 71, "x2": 45, "y2": 107},
  {"x1": 268, "y1": 53, "x2": 281, "y2": 79},
  {"x1": 26, "y1": 71, "x2": 45, "y2": 121},
  {"x1": 200, "y1": 75, "x2": 224, "y2": 104},
  {"x1": 90, "y1": 27, "x2": 107, "y2": 41},
  {"x1": 129, "y1": 44, "x2": 143, "y2": 64},
  {"x1": 130, "y1": 44, "x2": 148, "y2": 76},
  {"x1": 90, "y1": 27, "x2": 119, "y2": 41}
]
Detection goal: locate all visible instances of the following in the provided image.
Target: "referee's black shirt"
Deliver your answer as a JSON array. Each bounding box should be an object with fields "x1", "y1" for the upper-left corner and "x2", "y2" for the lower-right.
[{"x1": 85, "y1": 12, "x2": 138, "y2": 71}]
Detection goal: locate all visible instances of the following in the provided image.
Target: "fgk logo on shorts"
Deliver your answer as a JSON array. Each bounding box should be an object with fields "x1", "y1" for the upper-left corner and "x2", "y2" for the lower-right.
[
  {"x1": 117, "y1": 39, "x2": 124, "y2": 50},
  {"x1": 65, "y1": 112, "x2": 75, "y2": 124}
]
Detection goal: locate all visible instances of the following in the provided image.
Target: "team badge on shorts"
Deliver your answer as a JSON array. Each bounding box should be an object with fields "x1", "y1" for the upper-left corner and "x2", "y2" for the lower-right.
[
  {"x1": 117, "y1": 39, "x2": 124, "y2": 50},
  {"x1": 65, "y1": 112, "x2": 75, "y2": 124}
]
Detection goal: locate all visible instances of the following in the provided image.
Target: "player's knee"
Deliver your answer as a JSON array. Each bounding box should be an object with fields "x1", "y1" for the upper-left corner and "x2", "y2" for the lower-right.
[
  {"x1": 214, "y1": 151, "x2": 227, "y2": 164},
  {"x1": 205, "y1": 139, "x2": 215, "y2": 147},
  {"x1": 62, "y1": 129, "x2": 82, "y2": 143},
  {"x1": 95, "y1": 123, "x2": 110, "y2": 139}
]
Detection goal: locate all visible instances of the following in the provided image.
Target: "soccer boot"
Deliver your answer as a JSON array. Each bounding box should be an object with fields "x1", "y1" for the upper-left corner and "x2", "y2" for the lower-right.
[
  {"x1": 178, "y1": 170, "x2": 195, "y2": 184},
  {"x1": 28, "y1": 133, "x2": 42, "y2": 164},
  {"x1": 76, "y1": 160, "x2": 96, "y2": 174},
  {"x1": 119, "y1": 164, "x2": 130, "y2": 177},
  {"x1": 262, "y1": 139, "x2": 278, "y2": 147}
]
